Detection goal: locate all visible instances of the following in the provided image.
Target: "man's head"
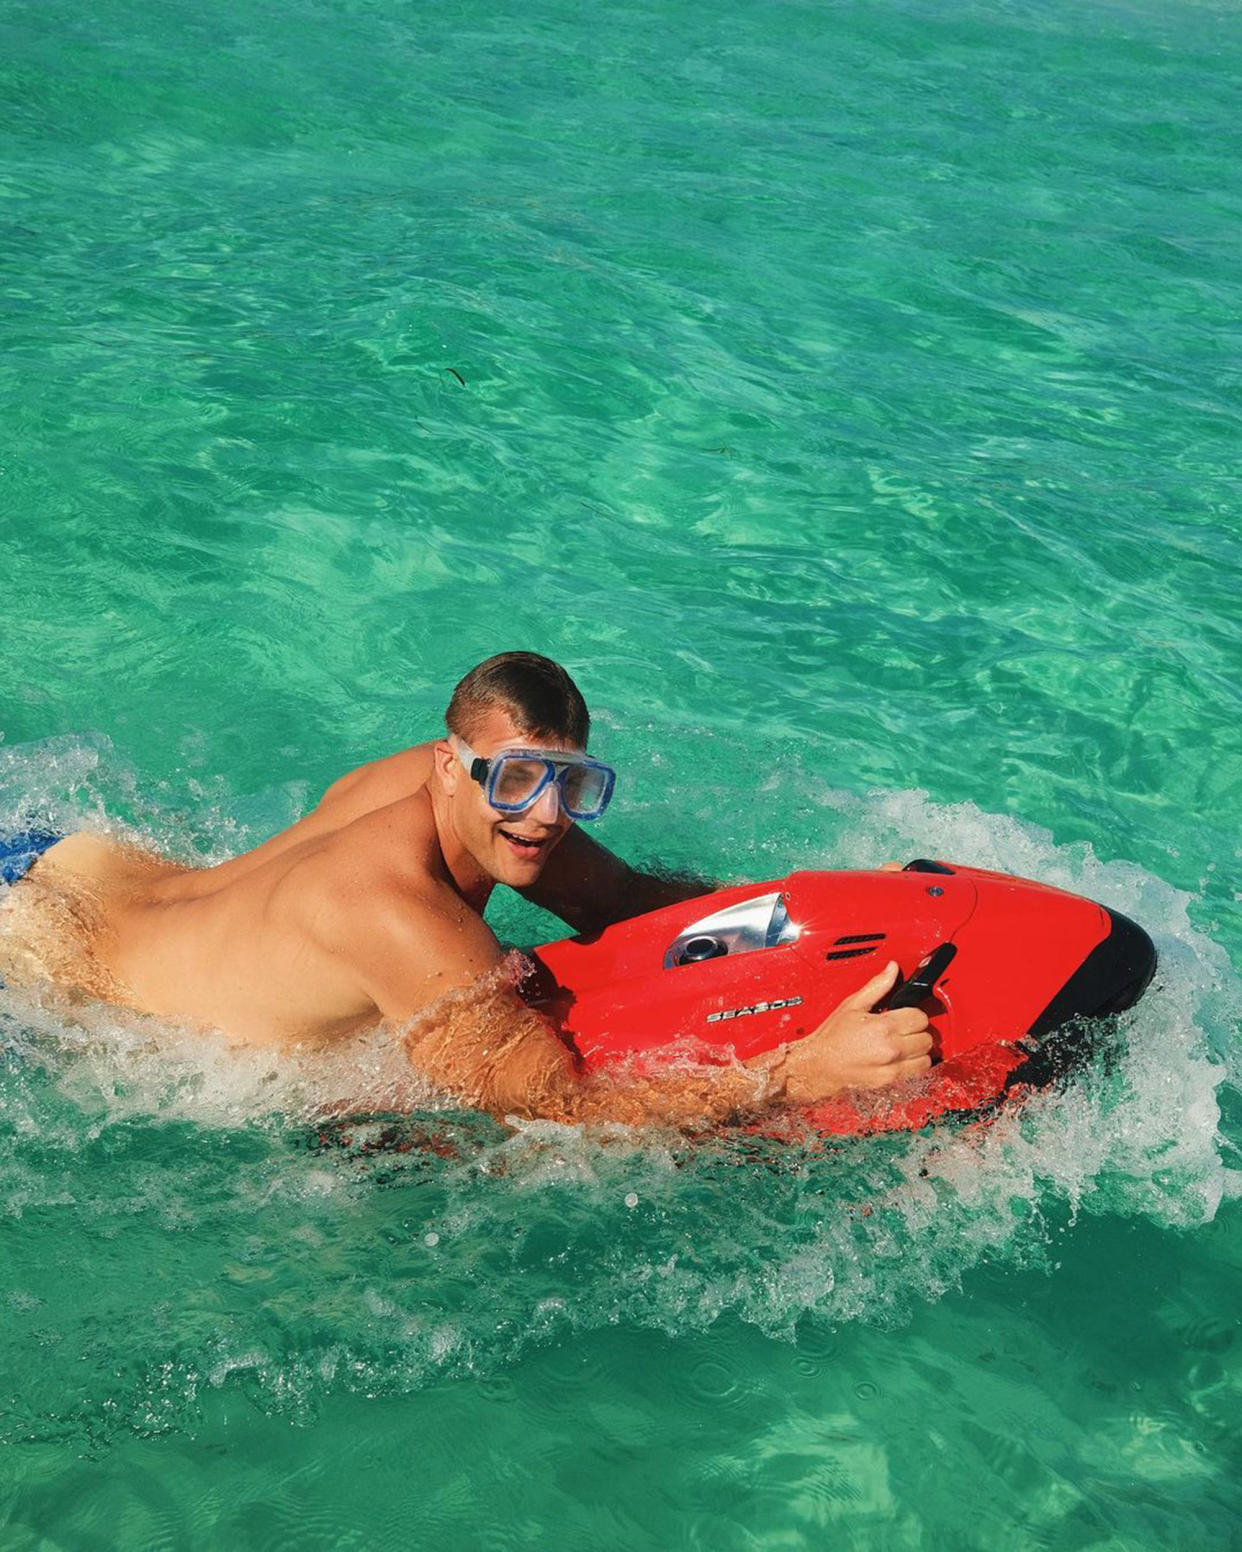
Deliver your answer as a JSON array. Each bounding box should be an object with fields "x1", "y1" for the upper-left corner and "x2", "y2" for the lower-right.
[
  {"x1": 445, "y1": 651, "x2": 590, "y2": 750},
  {"x1": 433, "y1": 653, "x2": 603, "y2": 889}
]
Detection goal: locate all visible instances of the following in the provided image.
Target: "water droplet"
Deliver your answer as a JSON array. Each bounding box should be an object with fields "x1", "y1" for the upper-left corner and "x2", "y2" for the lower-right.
[
  {"x1": 624, "y1": 1192, "x2": 638, "y2": 1209},
  {"x1": 424, "y1": 1232, "x2": 439, "y2": 1247}
]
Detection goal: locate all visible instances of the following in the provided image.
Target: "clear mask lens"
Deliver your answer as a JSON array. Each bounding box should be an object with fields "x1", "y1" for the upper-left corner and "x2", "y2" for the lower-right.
[
  {"x1": 492, "y1": 757, "x2": 550, "y2": 807},
  {"x1": 562, "y1": 763, "x2": 608, "y2": 814}
]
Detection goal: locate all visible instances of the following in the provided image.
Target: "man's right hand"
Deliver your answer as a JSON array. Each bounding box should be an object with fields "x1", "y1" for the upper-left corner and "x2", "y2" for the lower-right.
[{"x1": 776, "y1": 961, "x2": 934, "y2": 1104}]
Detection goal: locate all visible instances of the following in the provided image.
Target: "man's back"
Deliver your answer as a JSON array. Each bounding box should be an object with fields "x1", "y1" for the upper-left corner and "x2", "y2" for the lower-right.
[{"x1": 1, "y1": 743, "x2": 462, "y2": 1046}]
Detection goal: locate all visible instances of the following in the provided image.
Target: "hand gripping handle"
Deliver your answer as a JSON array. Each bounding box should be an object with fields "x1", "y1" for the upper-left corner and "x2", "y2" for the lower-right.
[{"x1": 887, "y1": 943, "x2": 957, "y2": 1009}]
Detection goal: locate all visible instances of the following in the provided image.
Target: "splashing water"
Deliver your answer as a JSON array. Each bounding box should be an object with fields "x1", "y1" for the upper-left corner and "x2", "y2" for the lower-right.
[{"x1": 0, "y1": 736, "x2": 1232, "y2": 1445}]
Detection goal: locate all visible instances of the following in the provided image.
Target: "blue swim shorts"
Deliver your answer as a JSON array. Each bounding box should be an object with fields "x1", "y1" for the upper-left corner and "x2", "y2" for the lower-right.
[{"x1": 0, "y1": 829, "x2": 63, "y2": 886}]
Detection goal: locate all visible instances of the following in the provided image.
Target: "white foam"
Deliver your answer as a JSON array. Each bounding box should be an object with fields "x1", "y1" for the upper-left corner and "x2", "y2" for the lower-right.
[{"x1": 0, "y1": 740, "x2": 1235, "y2": 1353}]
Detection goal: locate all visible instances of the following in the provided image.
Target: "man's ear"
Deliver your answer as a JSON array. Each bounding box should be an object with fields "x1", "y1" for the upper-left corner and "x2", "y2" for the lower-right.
[{"x1": 433, "y1": 738, "x2": 460, "y2": 794}]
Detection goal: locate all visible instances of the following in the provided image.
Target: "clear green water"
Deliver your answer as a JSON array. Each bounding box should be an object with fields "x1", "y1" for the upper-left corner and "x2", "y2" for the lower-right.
[{"x1": 2, "y1": 0, "x2": 1240, "y2": 1544}]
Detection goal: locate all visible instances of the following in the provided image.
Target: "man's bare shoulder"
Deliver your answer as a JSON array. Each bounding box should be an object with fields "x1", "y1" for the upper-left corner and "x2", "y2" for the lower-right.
[
  {"x1": 317, "y1": 741, "x2": 437, "y2": 820},
  {"x1": 202, "y1": 744, "x2": 441, "y2": 891},
  {"x1": 296, "y1": 806, "x2": 503, "y2": 1021},
  {"x1": 294, "y1": 792, "x2": 445, "y2": 921}
]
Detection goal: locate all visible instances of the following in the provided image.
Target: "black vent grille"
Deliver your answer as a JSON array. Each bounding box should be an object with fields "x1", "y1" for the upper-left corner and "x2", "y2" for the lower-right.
[{"x1": 825, "y1": 931, "x2": 886, "y2": 963}]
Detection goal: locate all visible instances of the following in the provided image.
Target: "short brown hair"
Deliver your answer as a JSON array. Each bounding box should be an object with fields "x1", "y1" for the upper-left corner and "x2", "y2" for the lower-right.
[{"x1": 446, "y1": 652, "x2": 590, "y2": 747}]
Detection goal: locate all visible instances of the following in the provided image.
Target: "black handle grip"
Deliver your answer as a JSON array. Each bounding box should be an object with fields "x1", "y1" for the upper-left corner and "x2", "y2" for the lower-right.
[{"x1": 887, "y1": 943, "x2": 957, "y2": 1009}]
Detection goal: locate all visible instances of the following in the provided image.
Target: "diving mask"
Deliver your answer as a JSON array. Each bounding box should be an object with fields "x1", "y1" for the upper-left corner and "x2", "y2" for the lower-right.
[{"x1": 455, "y1": 738, "x2": 616, "y2": 821}]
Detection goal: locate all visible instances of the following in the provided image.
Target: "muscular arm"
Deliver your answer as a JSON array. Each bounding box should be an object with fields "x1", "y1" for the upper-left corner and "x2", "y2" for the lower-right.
[
  {"x1": 350, "y1": 886, "x2": 932, "y2": 1127},
  {"x1": 396, "y1": 970, "x2": 777, "y2": 1127},
  {"x1": 350, "y1": 888, "x2": 767, "y2": 1124}
]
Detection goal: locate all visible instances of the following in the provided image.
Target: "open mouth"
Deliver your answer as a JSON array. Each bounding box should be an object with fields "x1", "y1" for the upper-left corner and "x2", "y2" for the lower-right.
[{"x1": 498, "y1": 827, "x2": 547, "y2": 856}]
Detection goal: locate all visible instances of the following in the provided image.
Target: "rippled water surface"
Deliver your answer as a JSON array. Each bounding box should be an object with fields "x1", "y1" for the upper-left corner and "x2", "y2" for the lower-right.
[{"x1": 2, "y1": 0, "x2": 1240, "y2": 1546}]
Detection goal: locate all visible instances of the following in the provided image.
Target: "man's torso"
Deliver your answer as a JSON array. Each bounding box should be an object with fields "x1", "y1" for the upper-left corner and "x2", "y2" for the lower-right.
[{"x1": 0, "y1": 742, "x2": 473, "y2": 1046}]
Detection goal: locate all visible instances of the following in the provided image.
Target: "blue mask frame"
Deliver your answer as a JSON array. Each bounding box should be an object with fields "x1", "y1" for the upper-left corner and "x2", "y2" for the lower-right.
[{"x1": 454, "y1": 738, "x2": 616, "y2": 821}]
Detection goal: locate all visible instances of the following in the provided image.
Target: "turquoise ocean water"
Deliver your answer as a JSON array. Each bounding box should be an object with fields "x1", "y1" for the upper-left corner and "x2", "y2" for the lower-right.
[{"x1": 2, "y1": 0, "x2": 1240, "y2": 1544}]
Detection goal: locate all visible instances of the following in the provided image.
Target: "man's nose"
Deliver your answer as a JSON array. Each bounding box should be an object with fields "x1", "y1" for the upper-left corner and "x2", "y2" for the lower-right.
[{"x1": 529, "y1": 782, "x2": 562, "y2": 823}]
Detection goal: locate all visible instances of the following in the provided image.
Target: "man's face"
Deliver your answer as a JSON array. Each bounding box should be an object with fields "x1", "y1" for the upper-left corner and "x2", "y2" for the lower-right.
[{"x1": 438, "y1": 707, "x2": 578, "y2": 888}]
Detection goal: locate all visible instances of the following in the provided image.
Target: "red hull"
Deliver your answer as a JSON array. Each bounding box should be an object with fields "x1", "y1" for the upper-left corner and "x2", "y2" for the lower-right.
[{"x1": 527, "y1": 861, "x2": 1156, "y2": 1135}]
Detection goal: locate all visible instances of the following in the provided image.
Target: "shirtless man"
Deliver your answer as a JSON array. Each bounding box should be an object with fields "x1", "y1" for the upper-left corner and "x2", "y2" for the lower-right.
[{"x1": 0, "y1": 652, "x2": 933, "y2": 1125}]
